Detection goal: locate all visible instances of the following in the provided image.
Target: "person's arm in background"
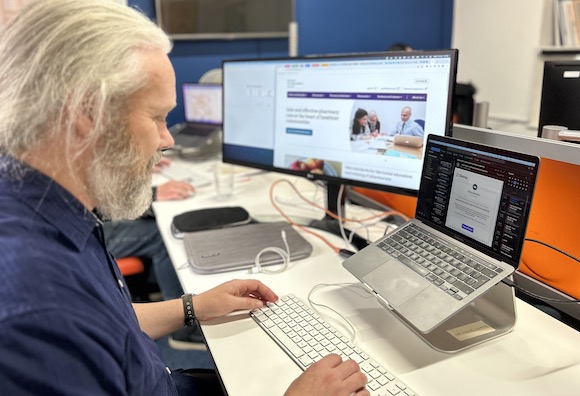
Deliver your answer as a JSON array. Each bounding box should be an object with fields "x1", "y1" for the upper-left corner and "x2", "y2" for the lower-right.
[
  {"x1": 150, "y1": 157, "x2": 195, "y2": 201},
  {"x1": 155, "y1": 180, "x2": 195, "y2": 200}
]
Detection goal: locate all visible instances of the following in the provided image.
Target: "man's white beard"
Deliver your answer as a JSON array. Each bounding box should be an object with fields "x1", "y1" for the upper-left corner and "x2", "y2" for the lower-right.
[{"x1": 86, "y1": 122, "x2": 163, "y2": 221}]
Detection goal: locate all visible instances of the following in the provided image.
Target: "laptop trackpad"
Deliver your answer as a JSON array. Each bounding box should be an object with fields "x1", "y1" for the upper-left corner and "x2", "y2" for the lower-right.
[{"x1": 362, "y1": 258, "x2": 430, "y2": 307}]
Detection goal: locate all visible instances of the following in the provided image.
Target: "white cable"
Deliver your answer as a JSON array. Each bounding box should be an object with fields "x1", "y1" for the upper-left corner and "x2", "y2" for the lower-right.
[
  {"x1": 336, "y1": 184, "x2": 350, "y2": 248},
  {"x1": 250, "y1": 229, "x2": 291, "y2": 274},
  {"x1": 336, "y1": 184, "x2": 374, "y2": 248},
  {"x1": 347, "y1": 220, "x2": 375, "y2": 244},
  {"x1": 307, "y1": 282, "x2": 373, "y2": 343},
  {"x1": 273, "y1": 179, "x2": 326, "y2": 211}
]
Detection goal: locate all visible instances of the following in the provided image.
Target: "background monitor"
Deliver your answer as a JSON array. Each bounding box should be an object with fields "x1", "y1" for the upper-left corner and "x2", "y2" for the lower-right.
[
  {"x1": 537, "y1": 60, "x2": 580, "y2": 137},
  {"x1": 182, "y1": 83, "x2": 223, "y2": 125},
  {"x1": 222, "y1": 49, "x2": 458, "y2": 215}
]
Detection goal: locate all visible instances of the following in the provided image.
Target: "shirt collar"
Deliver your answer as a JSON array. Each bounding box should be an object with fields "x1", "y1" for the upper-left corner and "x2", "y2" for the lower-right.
[{"x1": 0, "y1": 156, "x2": 98, "y2": 251}]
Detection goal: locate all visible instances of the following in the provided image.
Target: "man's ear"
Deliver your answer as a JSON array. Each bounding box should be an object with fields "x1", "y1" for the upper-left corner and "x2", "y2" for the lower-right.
[
  {"x1": 72, "y1": 99, "x2": 95, "y2": 138},
  {"x1": 74, "y1": 112, "x2": 93, "y2": 138}
]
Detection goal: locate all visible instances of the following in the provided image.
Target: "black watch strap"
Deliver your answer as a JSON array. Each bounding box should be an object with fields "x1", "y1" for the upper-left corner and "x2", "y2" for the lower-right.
[{"x1": 181, "y1": 293, "x2": 196, "y2": 327}]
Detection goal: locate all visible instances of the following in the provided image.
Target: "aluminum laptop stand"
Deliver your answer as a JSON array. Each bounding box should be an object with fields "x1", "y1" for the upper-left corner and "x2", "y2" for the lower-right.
[{"x1": 393, "y1": 279, "x2": 517, "y2": 353}]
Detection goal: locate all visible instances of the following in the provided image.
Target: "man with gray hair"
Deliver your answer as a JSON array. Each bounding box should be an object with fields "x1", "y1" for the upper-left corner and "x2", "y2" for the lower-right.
[{"x1": 0, "y1": 1, "x2": 369, "y2": 395}]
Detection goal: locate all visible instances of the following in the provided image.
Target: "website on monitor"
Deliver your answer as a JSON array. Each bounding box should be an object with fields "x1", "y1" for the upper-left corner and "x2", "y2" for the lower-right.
[{"x1": 223, "y1": 53, "x2": 453, "y2": 191}]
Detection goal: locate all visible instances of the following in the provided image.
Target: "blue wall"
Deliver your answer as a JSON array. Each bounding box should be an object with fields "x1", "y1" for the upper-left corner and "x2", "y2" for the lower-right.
[
  {"x1": 130, "y1": 0, "x2": 453, "y2": 126},
  {"x1": 295, "y1": 0, "x2": 454, "y2": 54}
]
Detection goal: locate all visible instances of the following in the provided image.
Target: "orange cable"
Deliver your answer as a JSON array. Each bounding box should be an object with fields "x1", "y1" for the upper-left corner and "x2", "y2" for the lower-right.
[
  {"x1": 268, "y1": 179, "x2": 410, "y2": 253},
  {"x1": 269, "y1": 180, "x2": 341, "y2": 253}
]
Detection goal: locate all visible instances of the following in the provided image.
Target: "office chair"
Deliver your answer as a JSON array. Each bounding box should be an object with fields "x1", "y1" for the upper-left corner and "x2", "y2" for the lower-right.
[
  {"x1": 117, "y1": 256, "x2": 144, "y2": 276},
  {"x1": 415, "y1": 119, "x2": 425, "y2": 130},
  {"x1": 117, "y1": 256, "x2": 160, "y2": 302}
]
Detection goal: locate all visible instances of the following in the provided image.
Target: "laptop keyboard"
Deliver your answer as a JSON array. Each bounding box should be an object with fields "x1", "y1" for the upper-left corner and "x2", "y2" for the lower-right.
[
  {"x1": 160, "y1": 162, "x2": 212, "y2": 188},
  {"x1": 378, "y1": 223, "x2": 505, "y2": 301},
  {"x1": 251, "y1": 294, "x2": 418, "y2": 396}
]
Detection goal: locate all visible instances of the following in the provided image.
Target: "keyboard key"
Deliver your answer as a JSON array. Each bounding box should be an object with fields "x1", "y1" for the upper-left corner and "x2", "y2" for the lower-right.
[{"x1": 479, "y1": 267, "x2": 497, "y2": 278}]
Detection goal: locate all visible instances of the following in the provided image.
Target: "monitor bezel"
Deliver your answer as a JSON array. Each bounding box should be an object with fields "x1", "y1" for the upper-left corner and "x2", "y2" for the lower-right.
[
  {"x1": 537, "y1": 60, "x2": 580, "y2": 137},
  {"x1": 221, "y1": 49, "x2": 459, "y2": 198}
]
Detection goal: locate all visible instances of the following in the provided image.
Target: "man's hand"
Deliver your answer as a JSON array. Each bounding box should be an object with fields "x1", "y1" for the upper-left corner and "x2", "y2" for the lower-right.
[
  {"x1": 285, "y1": 354, "x2": 369, "y2": 396},
  {"x1": 155, "y1": 180, "x2": 195, "y2": 201},
  {"x1": 193, "y1": 279, "x2": 279, "y2": 321}
]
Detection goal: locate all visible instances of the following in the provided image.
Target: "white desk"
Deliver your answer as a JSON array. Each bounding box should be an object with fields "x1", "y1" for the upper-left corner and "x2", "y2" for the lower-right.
[{"x1": 153, "y1": 160, "x2": 580, "y2": 396}]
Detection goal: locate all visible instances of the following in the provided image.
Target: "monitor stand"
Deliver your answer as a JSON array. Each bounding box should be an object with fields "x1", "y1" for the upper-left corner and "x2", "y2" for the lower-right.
[
  {"x1": 394, "y1": 279, "x2": 517, "y2": 353},
  {"x1": 307, "y1": 183, "x2": 384, "y2": 251}
]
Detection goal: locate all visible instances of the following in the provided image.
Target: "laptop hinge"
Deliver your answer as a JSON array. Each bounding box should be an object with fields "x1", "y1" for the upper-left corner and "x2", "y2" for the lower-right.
[{"x1": 363, "y1": 282, "x2": 393, "y2": 311}]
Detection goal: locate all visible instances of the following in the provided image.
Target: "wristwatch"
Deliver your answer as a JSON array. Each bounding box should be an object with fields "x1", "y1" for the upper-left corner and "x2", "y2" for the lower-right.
[{"x1": 181, "y1": 293, "x2": 196, "y2": 327}]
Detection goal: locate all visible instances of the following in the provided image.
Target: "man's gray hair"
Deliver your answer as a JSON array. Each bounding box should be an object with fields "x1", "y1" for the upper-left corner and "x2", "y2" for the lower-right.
[{"x1": 0, "y1": 0, "x2": 172, "y2": 160}]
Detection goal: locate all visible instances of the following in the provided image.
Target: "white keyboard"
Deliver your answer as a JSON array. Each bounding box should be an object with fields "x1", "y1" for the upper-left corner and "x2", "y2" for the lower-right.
[
  {"x1": 160, "y1": 162, "x2": 212, "y2": 188},
  {"x1": 251, "y1": 294, "x2": 418, "y2": 396}
]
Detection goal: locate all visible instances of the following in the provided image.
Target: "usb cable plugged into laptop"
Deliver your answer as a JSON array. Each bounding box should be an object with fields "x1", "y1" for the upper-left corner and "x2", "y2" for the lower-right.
[{"x1": 338, "y1": 249, "x2": 356, "y2": 259}]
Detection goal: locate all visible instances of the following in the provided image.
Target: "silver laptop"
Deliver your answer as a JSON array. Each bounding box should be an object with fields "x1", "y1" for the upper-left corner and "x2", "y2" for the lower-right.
[
  {"x1": 171, "y1": 83, "x2": 222, "y2": 146},
  {"x1": 393, "y1": 134, "x2": 424, "y2": 148},
  {"x1": 171, "y1": 83, "x2": 223, "y2": 159},
  {"x1": 343, "y1": 135, "x2": 540, "y2": 333}
]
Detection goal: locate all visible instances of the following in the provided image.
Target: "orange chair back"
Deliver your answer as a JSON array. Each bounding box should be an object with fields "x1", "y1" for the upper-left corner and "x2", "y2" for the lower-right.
[
  {"x1": 520, "y1": 158, "x2": 580, "y2": 299},
  {"x1": 116, "y1": 256, "x2": 145, "y2": 277}
]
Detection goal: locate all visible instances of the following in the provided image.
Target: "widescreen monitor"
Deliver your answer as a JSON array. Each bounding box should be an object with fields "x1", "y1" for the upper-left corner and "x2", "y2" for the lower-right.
[
  {"x1": 222, "y1": 50, "x2": 458, "y2": 214},
  {"x1": 537, "y1": 60, "x2": 580, "y2": 137}
]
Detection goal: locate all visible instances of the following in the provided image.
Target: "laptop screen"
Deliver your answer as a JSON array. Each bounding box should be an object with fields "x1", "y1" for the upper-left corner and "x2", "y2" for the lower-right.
[
  {"x1": 416, "y1": 135, "x2": 540, "y2": 268},
  {"x1": 182, "y1": 83, "x2": 223, "y2": 125}
]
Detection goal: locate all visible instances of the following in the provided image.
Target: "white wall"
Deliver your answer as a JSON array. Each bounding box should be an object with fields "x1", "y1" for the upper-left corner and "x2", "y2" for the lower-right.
[{"x1": 452, "y1": 0, "x2": 553, "y2": 136}]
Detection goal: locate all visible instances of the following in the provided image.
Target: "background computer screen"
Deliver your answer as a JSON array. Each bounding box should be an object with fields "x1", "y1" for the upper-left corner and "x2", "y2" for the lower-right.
[
  {"x1": 537, "y1": 61, "x2": 580, "y2": 137},
  {"x1": 222, "y1": 50, "x2": 458, "y2": 212},
  {"x1": 182, "y1": 83, "x2": 223, "y2": 125}
]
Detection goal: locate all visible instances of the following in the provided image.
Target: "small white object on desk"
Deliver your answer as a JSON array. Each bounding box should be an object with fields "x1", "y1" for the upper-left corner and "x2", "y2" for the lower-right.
[
  {"x1": 214, "y1": 162, "x2": 235, "y2": 200},
  {"x1": 559, "y1": 130, "x2": 580, "y2": 142}
]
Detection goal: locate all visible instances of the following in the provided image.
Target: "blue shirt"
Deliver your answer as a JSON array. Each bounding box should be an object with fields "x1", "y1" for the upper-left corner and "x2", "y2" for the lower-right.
[
  {"x1": 0, "y1": 157, "x2": 177, "y2": 395},
  {"x1": 389, "y1": 119, "x2": 424, "y2": 137}
]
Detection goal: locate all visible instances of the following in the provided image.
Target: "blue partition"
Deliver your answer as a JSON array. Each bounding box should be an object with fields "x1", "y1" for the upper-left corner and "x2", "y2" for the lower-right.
[{"x1": 129, "y1": 0, "x2": 453, "y2": 126}]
